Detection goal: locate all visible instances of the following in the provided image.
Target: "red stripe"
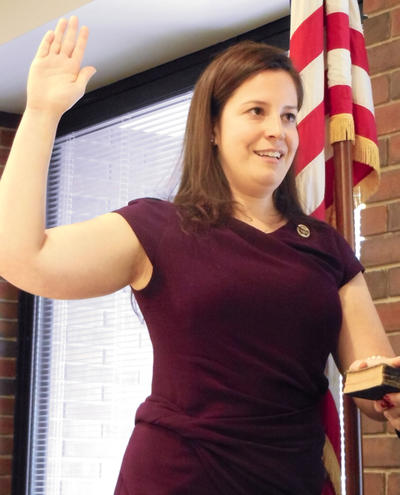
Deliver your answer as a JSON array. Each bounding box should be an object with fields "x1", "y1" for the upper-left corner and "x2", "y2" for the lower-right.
[
  {"x1": 296, "y1": 101, "x2": 325, "y2": 174},
  {"x1": 354, "y1": 103, "x2": 378, "y2": 144},
  {"x1": 326, "y1": 12, "x2": 350, "y2": 51},
  {"x1": 290, "y1": 6, "x2": 324, "y2": 73},
  {"x1": 353, "y1": 160, "x2": 375, "y2": 187},
  {"x1": 350, "y1": 28, "x2": 370, "y2": 72},
  {"x1": 310, "y1": 200, "x2": 325, "y2": 220},
  {"x1": 327, "y1": 85, "x2": 353, "y2": 116}
]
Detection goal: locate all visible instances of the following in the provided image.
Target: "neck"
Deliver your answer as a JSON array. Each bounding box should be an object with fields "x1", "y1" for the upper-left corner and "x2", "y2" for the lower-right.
[{"x1": 231, "y1": 191, "x2": 285, "y2": 229}]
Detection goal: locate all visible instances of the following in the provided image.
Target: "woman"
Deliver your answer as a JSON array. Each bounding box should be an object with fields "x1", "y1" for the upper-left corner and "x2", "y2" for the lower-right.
[{"x1": 0, "y1": 16, "x2": 399, "y2": 495}]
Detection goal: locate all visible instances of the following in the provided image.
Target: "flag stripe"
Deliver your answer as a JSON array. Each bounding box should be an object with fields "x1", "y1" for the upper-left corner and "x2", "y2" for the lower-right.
[
  {"x1": 296, "y1": 102, "x2": 326, "y2": 173},
  {"x1": 290, "y1": 0, "x2": 323, "y2": 36},
  {"x1": 326, "y1": 13, "x2": 351, "y2": 51},
  {"x1": 289, "y1": 6, "x2": 324, "y2": 72}
]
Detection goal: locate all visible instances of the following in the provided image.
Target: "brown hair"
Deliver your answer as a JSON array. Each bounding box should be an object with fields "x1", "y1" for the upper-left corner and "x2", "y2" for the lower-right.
[{"x1": 173, "y1": 40, "x2": 309, "y2": 230}]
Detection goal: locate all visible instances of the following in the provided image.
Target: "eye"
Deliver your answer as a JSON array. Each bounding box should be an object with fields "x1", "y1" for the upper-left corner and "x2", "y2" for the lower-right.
[
  {"x1": 284, "y1": 112, "x2": 297, "y2": 123},
  {"x1": 249, "y1": 107, "x2": 263, "y2": 116}
]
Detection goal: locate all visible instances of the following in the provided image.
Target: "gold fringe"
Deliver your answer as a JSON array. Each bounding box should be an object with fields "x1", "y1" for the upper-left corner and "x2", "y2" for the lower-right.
[
  {"x1": 329, "y1": 114, "x2": 355, "y2": 145},
  {"x1": 322, "y1": 434, "x2": 342, "y2": 495},
  {"x1": 354, "y1": 135, "x2": 380, "y2": 171}
]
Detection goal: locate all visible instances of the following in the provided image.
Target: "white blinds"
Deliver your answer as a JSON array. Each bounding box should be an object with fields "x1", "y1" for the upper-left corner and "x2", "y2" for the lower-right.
[{"x1": 28, "y1": 91, "x2": 192, "y2": 495}]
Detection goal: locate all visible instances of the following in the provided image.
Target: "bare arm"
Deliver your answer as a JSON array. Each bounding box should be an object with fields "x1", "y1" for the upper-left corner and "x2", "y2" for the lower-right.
[
  {"x1": 0, "y1": 17, "x2": 151, "y2": 299},
  {"x1": 333, "y1": 271, "x2": 399, "y2": 423}
]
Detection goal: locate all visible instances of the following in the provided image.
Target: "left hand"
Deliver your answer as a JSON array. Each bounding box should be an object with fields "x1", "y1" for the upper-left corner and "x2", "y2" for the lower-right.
[{"x1": 349, "y1": 355, "x2": 400, "y2": 431}]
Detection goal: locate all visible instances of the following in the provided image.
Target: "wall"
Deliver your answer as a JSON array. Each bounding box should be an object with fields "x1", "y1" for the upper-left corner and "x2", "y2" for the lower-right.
[
  {"x1": 0, "y1": 127, "x2": 18, "y2": 495},
  {"x1": 361, "y1": 0, "x2": 400, "y2": 493}
]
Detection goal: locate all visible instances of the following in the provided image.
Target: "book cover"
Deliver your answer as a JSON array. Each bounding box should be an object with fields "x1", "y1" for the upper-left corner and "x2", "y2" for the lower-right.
[{"x1": 343, "y1": 363, "x2": 400, "y2": 400}]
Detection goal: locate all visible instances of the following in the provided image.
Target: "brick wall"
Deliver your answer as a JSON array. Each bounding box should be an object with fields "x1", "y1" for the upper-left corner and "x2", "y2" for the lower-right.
[
  {"x1": 0, "y1": 127, "x2": 18, "y2": 495},
  {"x1": 361, "y1": 0, "x2": 400, "y2": 493}
]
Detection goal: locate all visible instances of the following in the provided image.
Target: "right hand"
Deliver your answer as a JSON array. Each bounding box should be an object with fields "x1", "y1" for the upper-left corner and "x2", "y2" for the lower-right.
[{"x1": 26, "y1": 16, "x2": 96, "y2": 119}]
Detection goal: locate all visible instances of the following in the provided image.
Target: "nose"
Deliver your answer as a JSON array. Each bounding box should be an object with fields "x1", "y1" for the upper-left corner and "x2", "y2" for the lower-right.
[{"x1": 263, "y1": 114, "x2": 285, "y2": 139}]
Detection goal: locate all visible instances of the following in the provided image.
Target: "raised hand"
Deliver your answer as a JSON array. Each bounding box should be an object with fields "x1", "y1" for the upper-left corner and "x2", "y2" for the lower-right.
[
  {"x1": 349, "y1": 355, "x2": 400, "y2": 431},
  {"x1": 26, "y1": 16, "x2": 96, "y2": 119}
]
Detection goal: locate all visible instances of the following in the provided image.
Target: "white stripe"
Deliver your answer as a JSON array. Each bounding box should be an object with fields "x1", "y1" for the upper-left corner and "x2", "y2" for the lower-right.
[
  {"x1": 296, "y1": 150, "x2": 326, "y2": 215},
  {"x1": 352, "y1": 64, "x2": 375, "y2": 115},
  {"x1": 297, "y1": 52, "x2": 325, "y2": 125},
  {"x1": 325, "y1": 0, "x2": 349, "y2": 16},
  {"x1": 327, "y1": 49, "x2": 352, "y2": 88},
  {"x1": 349, "y1": 0, "x2": 363, "y2": 34},
  {"x1": 290, "y1": 0, "x2": 323, "y2": 37}
]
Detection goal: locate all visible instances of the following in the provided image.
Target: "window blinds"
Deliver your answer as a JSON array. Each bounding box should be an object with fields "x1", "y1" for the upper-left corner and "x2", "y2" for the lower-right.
[{"x1": 28, "y1": 91, "x2": 192, "y2": 495}]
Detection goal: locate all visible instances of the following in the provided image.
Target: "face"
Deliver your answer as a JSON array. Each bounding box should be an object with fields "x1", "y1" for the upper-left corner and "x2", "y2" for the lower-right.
[{"x1": 213, "y1": 69, "x2": 299, "y2": 201}]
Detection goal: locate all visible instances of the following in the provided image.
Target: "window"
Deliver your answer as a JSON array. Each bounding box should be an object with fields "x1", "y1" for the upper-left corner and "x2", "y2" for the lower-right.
[{"x1": 28, "y1": 92, "x2": 192, "y2": 494}]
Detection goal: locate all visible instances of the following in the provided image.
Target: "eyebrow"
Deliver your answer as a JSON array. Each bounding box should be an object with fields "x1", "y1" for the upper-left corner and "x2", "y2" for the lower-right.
[{"x1": 241, "y1": 100, "x2": 298, "y2": 110}]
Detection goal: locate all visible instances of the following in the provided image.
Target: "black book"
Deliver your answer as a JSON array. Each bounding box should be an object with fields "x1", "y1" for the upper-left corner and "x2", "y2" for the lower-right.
[{"x1": 343, "y1": 363, "x2": 400, "y2": 400}]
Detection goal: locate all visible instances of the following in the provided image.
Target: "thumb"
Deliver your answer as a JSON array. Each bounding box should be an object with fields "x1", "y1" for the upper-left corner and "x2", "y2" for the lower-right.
[
  {"x1": 77, "y1": 66, "x2": 97, "y2": 88},
  {"x1": 348, "y1": 359, "x2": 368, "y2": 372},
  {"x1": 388, "y1": 355, "x2": 400, "y2": 368}
]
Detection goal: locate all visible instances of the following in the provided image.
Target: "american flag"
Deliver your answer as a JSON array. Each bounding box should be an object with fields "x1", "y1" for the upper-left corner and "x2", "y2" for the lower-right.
[{"x1": 289, "y1": 1, "x2": 380, "y2": 494}]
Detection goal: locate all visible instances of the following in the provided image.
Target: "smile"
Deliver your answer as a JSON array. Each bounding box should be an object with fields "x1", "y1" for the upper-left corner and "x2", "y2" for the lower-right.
[{"x1": 254, "y1": 150, "x2": 283, "y2": 159}]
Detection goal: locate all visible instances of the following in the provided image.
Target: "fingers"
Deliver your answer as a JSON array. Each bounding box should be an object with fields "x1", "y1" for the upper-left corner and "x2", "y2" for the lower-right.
[
  {"x1": 60, "y1": 16, "x2": 79, "y2": 57},
  {"x1": 49, "y1": 18, "x2": 68, "y2": 55},
  {"x1": 76, "y1": 66, "x2": 97, "y2": 88},
  {"x1": 71, "y1": 25, "x2": 90, "y2": 66},
  {"x1": 35, "y1": 30, "x2": 55, "y2": 58}
]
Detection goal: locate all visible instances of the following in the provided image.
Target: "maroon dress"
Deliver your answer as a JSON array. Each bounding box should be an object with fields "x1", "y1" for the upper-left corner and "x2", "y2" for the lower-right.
[{"x1": 112, "y1": 198, "x2": 364, "y2": 494}]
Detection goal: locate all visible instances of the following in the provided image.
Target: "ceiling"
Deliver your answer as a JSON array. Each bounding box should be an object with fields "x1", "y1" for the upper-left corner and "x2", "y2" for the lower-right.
[{"x1": 0, "y1": 0, "x2": 289, "y2": 114}]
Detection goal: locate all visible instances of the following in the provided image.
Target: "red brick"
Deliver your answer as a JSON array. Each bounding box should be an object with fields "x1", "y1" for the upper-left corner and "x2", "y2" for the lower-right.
[
  {"x1": 365, "y1": 12, "x2": 391, "y2": 45},
  {"x1": 0, "y1": 361, "x2": 15, "y2": 380},
  {"x1": 371, "y1": 74, "x2": 390, "y2": 105},
  {"x1": 363, "y1": 471, "x2": 385, "y2": 495},
  {"x1": 363, "y1": 436, "x2": 400, "y2": 466},
  {"x1": 0, "y1": 398, "x2": 14, "y2": 416},
  {"x1": 0, "y1": 131, "x2": 13, "y2": 149},
  {"x1": 364, "y1": 0, "x2": 387, "y2": 14},
  {"x1": 0, "y1": 419, "x2": 13, "y2": 437},
  {"x1": 0, "y1": 150, "x2": 8, "y2": 166},
  {"x1": 388, "y1": 332, "x2": 400, "y2": 354},
  {"x1": 376, "y1": 101, "x2": 400, "y2": 135},
  {"x1": 366, "y1": 169, "x2": 400, "y2": 203},
  {"x1": 0, "y1": 341, "x2": 17, "y2": 359},
  {"x1": 0, "y1": 283, "x2": 19, "y2": 302},
  {"x1": 391, "y1": 70, "x2": 400, "y2": 100},
  {"x1": 379, "y1": 137, "x2": 388, "y2": 167},
  {"x1": 361, "y1": 233, "x2": 400, "y2": 267},
  {"x1": 388, "y1": 202, "x2": 400, "y2": 231},
  {"x1": 388, "y1": 472, "x2": 400, "y2": 494},
  {"x1": 361, "y1": 205, "x2": 387, "y2": 235},
  {"x1": 364, "y1": 269, "x2": 388, "y2": 299},
  {"x1": 0, "y1": 303, "x2": 17, "y2": 320},
  {"x1": 0, "y1": 459, "x2": 11, "y2": 477},
  {"x1": 388, "y1": 133, "x2": 400, "y2": 164},
  {"x1": 0, "y1": 476, "x2": 11, "y2": 495},
  {"x1": 389, "y1": 267, "x2": 400, "y2": 295},
  {"x1": 368, "y1": 39, "x2": 400, "y2": 75},
  {"x1": 0, "y1": 322, "x2": 17, "y2": 340},
  {"x1": 376, "y1": 300, "x2": 400, "y2": 331},
  {"x1": 362, "y1": 411, "x2": 386, "y2": 433},
  {"x1": 391, "y1": 7, "x2": 400, "y2": 36},
  {"x1": 0, "y1": 437, "x2": 13, "y2": 456}
]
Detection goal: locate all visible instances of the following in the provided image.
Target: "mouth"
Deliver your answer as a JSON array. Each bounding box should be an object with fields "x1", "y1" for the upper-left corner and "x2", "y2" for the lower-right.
[{"x1": 254, "y1": 150, "x2": 284, "y2": 160}]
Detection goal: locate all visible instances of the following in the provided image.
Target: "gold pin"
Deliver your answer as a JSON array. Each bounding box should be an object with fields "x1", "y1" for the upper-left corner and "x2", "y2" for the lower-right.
[{"x1": 297, "y1": 224, "x2": 310, "y2": 238}]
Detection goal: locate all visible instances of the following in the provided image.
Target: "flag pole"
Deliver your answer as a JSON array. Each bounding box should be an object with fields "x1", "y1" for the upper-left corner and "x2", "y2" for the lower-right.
[{"x1": 332, "y1": 140, "x2": 363, "y2": 495}]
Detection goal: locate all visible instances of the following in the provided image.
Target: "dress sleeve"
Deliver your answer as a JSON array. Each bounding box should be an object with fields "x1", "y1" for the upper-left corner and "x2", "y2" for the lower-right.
[
  {"x1": 111, "y1": 197, "x2": 169, "y2": 266},
  {"x1": 330, "y1": 227, "x2": 365, "y2": 287}
]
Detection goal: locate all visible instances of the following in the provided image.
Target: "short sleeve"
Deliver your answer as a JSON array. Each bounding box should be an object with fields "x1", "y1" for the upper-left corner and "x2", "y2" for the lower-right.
[
  {"x1": 111, "y1": 197, "x2": 170, "y2": 266},
  {"x1": 330, "y1": 227, "x2": 365, "y2": 287}
]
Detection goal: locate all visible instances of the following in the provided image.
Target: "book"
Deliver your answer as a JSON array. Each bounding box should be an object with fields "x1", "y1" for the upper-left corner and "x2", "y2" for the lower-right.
[{"x1": 343, "y1": 363, "x2": 400, "y2": 400}]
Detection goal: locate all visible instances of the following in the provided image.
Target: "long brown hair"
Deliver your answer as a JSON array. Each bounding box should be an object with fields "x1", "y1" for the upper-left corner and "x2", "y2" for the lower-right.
[{"x1": 173, "y1": 40, "x2": 310, "y2": 230}]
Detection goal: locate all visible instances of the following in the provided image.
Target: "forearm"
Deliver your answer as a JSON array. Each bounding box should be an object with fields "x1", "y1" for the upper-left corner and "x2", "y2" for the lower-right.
[{"x1": 0, "y1": 109, "x2": 60, "y2": 267}]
